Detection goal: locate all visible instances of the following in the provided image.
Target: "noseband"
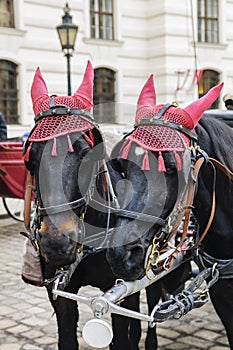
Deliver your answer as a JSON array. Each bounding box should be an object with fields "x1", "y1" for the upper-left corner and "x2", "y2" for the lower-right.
[{"x1": 38, "y1": 197, "x2": 88, "y2": 216}]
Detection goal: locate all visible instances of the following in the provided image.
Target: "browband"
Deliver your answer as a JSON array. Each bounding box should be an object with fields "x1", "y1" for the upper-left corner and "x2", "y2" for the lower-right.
[
  {"x1": 134, "y1": 118, "x2": 198, "y2": 141},
  {"x1": 35, "y1": 107, "x2": 95, "y2": 124}
]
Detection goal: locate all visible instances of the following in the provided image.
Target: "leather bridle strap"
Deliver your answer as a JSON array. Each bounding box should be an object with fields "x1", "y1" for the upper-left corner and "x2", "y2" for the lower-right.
[
  {"x1": 24, "y1": 171, "x2": 34, "y2": 231},
  {"x1": 22, "y1": 171, "x2": 40, "y2": 252},
  {"x1": 38, "y1": 197, "x2": 87, "y2": 216},
  {"x1": 90, "y1": 198, "x2": 166, "y2": 226},
  {"x1": 191, "y1": 158, "x2": 217, "y2": 250},
  {"x1": 35, "y1": 107, "x2": 95, "y2": 124},
  {"x1": 209, "y1": 157, "x2": 233, "y2": 180},
  {"x1": 163, "y1": 157, "x2": 205, "y2": 268}
]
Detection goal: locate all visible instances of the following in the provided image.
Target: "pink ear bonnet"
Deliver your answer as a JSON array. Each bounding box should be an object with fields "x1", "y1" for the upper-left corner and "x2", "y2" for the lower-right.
[
  {"x1": 31, "y1": 60, "x2": 94, "y2": 115},
  {"x1": 120, "y1": 75, "x2": 223, "y2": 171},
  {"x1": 24, "y1": 61, "x2": 95, "y2": 161}
]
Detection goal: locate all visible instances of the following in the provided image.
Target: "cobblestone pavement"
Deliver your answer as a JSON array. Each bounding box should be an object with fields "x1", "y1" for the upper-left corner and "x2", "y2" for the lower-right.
[{"x1": 0, "y1": 217, "x2": 229, "y2": 350}]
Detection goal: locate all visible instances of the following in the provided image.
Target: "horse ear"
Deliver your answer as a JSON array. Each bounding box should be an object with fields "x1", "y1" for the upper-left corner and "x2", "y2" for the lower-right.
[
  {"x1": 137, "y1": 74, "x2": 156, "y2": 107},
  {"x1": 91, "y1": 128, "x2": 106, "y2": 160},
  {"x1": 184, "y1": 82, "x2": 224, "y2": 128},
  {"x1": 74, "y1": 60, "x2": 94, "y2": 107},
  {"x1": 31, "y1": 67, "x2": 49, "y2": 105}
]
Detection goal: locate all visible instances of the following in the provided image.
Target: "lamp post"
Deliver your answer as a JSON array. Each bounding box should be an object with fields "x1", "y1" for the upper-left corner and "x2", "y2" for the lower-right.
[{"x1": 56, "y1": 3, "x2": 78, "y2": 96}]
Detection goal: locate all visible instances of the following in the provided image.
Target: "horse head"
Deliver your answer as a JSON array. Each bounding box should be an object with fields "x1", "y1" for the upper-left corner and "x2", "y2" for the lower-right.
[
  {"x1": 106, "y1": 75, "x2": 223, "y2": 280},
  {"x1": 24, "y1": 61, "x2": 105, "y2": 267}
]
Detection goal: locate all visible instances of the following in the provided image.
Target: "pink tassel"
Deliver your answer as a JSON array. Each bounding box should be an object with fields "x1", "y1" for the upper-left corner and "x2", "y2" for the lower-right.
[
  {"x1": 67, "y1": 135, "x2": 74, "y2": 153},
  {"x1": 142, "y1": 150, "x2": 150, "y2": 170},
  {"x1": 89, "y1": 130, "x2": 95, "y2": 146},
  {"x1": 51, "y1": 137, "x2": 57, "y2": 156},
  {"x1": 121, "y1": 140, "x2": 132, "y2": 159},
  {"x1": 82, "y1": 131, "x2": 95, "y2": 147},
  {"x1": 174, "y1": 151, "x2": 182, "y2": 171},
  {"x1": 23, "y1": 142, "x2": 32, "y2": 162},
  {"x1": 158, "y1": 151, "x2": 166, "y2": 172}
]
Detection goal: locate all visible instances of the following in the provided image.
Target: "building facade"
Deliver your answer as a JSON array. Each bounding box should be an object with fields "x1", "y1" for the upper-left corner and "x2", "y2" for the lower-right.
[{"x1": 0, "y1": 0, "x2": 232, "y2": 136}]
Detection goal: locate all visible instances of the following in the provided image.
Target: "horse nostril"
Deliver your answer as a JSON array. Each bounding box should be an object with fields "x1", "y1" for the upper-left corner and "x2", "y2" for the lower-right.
[
  {"x1": 67, "y1": 230, "x2": 79, "y2": 244},
  {"x1": 125, "y1": 244, "x2": 144, "y2": 263}
]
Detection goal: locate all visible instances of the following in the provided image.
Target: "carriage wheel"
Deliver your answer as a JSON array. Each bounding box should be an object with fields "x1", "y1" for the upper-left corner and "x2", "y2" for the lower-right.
[
  {"x1": 3, "y1": 198, "x2": 36, "y2": 222},
  {"x1": 2, "y1": 197, "x2": 25, "y2": 222}
]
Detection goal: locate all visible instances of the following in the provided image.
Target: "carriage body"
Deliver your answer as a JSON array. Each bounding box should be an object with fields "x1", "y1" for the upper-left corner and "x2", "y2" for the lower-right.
[
  {"x1": 0, "y1": 141, "x2": 26, "y2": 199},
  {"x1": 203, "y1": 109, "x2": 233, "y2": 127}
]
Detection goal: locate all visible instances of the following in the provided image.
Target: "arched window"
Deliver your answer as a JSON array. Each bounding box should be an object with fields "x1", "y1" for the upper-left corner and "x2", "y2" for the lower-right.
[
  {"x1": 90, "y1": 0, "x2": 114, "y2": 40},
  {"x1": 0, "y1": 60, "x2": 19, "y2": 124},
  {"x1": 198, "y1": 69, "x2": 220, "y2": 109},
  {"x1": 197, "y1": 0, "x2": 219, "y2": 43},
  {"x1": 0, "y1": 0, "x2": 15, "y2": 28},
  {"x1": 93, "y1": 68, "x2": 116, "y2": 123}
]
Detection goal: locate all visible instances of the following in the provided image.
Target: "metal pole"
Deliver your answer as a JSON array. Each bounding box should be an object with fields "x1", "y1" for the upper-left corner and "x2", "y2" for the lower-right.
[{"x1": 66, "y1": 52, "x2": 71, "y2": 96}]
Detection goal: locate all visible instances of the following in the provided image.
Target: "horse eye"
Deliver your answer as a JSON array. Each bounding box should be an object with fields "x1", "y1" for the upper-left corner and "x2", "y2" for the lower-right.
[{"x1": 165, "y1": 166, "x2": 177, "y2": 174}]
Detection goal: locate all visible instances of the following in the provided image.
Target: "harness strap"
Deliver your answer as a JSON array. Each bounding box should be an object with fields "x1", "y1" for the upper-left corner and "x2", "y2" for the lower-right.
[
  {"x1": 164, "y1": 157, "x2": 205, "y2": 268},
  {"x1": 90, "y1": 198, "x2": 166, "y2": 226},
  {"x1": 35, "y1": 107, "x2": 95, "y2": 123},
  {"x1": 208, "y1": 157, "x2": 233, "y2": 180},
  {"x1": 24, "y1": 171, "x2": 33, "y2": 231},
  {"x1": 22, "y1": 172, "x2": 39, "y2": 252},
  {"x1": 193, "y1": 249, "x2": 233, "y2": 279},
  {"x1": 38, "y1": 197, "x2": 87, "y2": 216},
  {"x1": 191, "y1": 159, "x2": 217, "y2": 250},
  {"x1": 169, "y1": 157, "x2": 217, "y2": 257}
]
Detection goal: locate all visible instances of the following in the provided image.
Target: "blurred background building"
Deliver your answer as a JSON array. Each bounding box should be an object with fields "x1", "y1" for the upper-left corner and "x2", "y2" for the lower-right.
[{"x1": 0, "y1": 0, "x2": 232, "y2": 136}]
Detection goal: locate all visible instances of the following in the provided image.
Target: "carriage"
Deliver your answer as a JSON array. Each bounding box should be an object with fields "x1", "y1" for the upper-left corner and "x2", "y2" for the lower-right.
[{"x1": 0, "y1": 140, "x2": 28, "y2": 221}]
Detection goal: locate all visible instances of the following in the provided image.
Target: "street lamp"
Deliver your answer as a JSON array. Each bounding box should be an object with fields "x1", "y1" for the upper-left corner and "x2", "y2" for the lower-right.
[{"x1": 56, "y1": 3, "x2": 78, "y2": 96}]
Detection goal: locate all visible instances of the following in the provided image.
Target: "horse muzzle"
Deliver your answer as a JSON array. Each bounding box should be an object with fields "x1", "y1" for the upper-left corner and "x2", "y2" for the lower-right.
[
  {"x1": 38, "y1": 229, "x2": 81, "y2": 267},
  {"x1": 106, "y1": 244, "x2": 145, "y2": 281}
]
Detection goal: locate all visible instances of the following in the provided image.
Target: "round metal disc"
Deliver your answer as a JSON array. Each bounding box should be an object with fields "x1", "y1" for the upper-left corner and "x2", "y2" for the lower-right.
[{"x1": 82, "y1": 319, "x2": 113, "y2": 348}]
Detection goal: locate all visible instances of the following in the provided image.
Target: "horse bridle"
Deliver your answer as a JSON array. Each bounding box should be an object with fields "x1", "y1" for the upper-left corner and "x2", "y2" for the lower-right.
[
  {"x1": 95, "y1": 103, "x2": 202, "y2": 278},
  {"x1": 107, "y1": 104, "x2": 199, "y2": 233},
  {"x1": 111, "y1": 106, "x2": 233, "y2": 279},
  {"x1": 23, "y1": 104, "x2": 104, "y2": 251}
]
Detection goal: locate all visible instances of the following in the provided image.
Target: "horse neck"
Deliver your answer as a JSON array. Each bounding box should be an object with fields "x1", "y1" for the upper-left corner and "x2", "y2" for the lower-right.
[{"x1": 193, "y1": 122, "x2": 233, "y2": 259}]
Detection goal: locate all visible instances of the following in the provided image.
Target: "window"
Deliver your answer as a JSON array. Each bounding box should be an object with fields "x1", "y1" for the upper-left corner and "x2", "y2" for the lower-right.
[
  {"x1": 0, "y1": 60, "x2": 19, "y2": 124},
  {"x1": 198, "y1": 69, "x2": 220, "y2": 109},
  {"x1": 90, "y1": 0, "x2": 114, "y2": 40},
  {"x1": 198, "y1": 0, "x2": 218, "y2": 43},
  {"x1": 0, "y1": 0, "x2": 15, "y2": 28},
  {"x1": 93, "y1": 68, "x2": 116, "y2": 123}
]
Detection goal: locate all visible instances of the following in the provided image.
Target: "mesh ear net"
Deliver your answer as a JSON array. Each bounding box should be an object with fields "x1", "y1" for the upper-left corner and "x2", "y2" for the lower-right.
[
  {"x1": 119, "y1": 79, "x2": 223, "y2": 172},
  {"x1": 120, "y1": 105, "x2": 190, "y2": 172},
  {"x1": 24, "y1": 61, "x2": 102, "y2": 162}
]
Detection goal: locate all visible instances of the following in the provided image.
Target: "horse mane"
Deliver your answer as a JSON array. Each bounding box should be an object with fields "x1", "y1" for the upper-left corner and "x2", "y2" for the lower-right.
[{"x1": 197, "y1": 117, "x2": 233, "y2": 172}]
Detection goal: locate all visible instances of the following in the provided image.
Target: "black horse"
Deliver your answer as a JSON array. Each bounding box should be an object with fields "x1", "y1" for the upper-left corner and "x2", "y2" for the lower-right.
[
  {"x1": 106, "y1": 76, "x2": 233, "y2": 349},
  {"x1": 23, "y1": 62, "x2": 172, "y2": 350}
]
